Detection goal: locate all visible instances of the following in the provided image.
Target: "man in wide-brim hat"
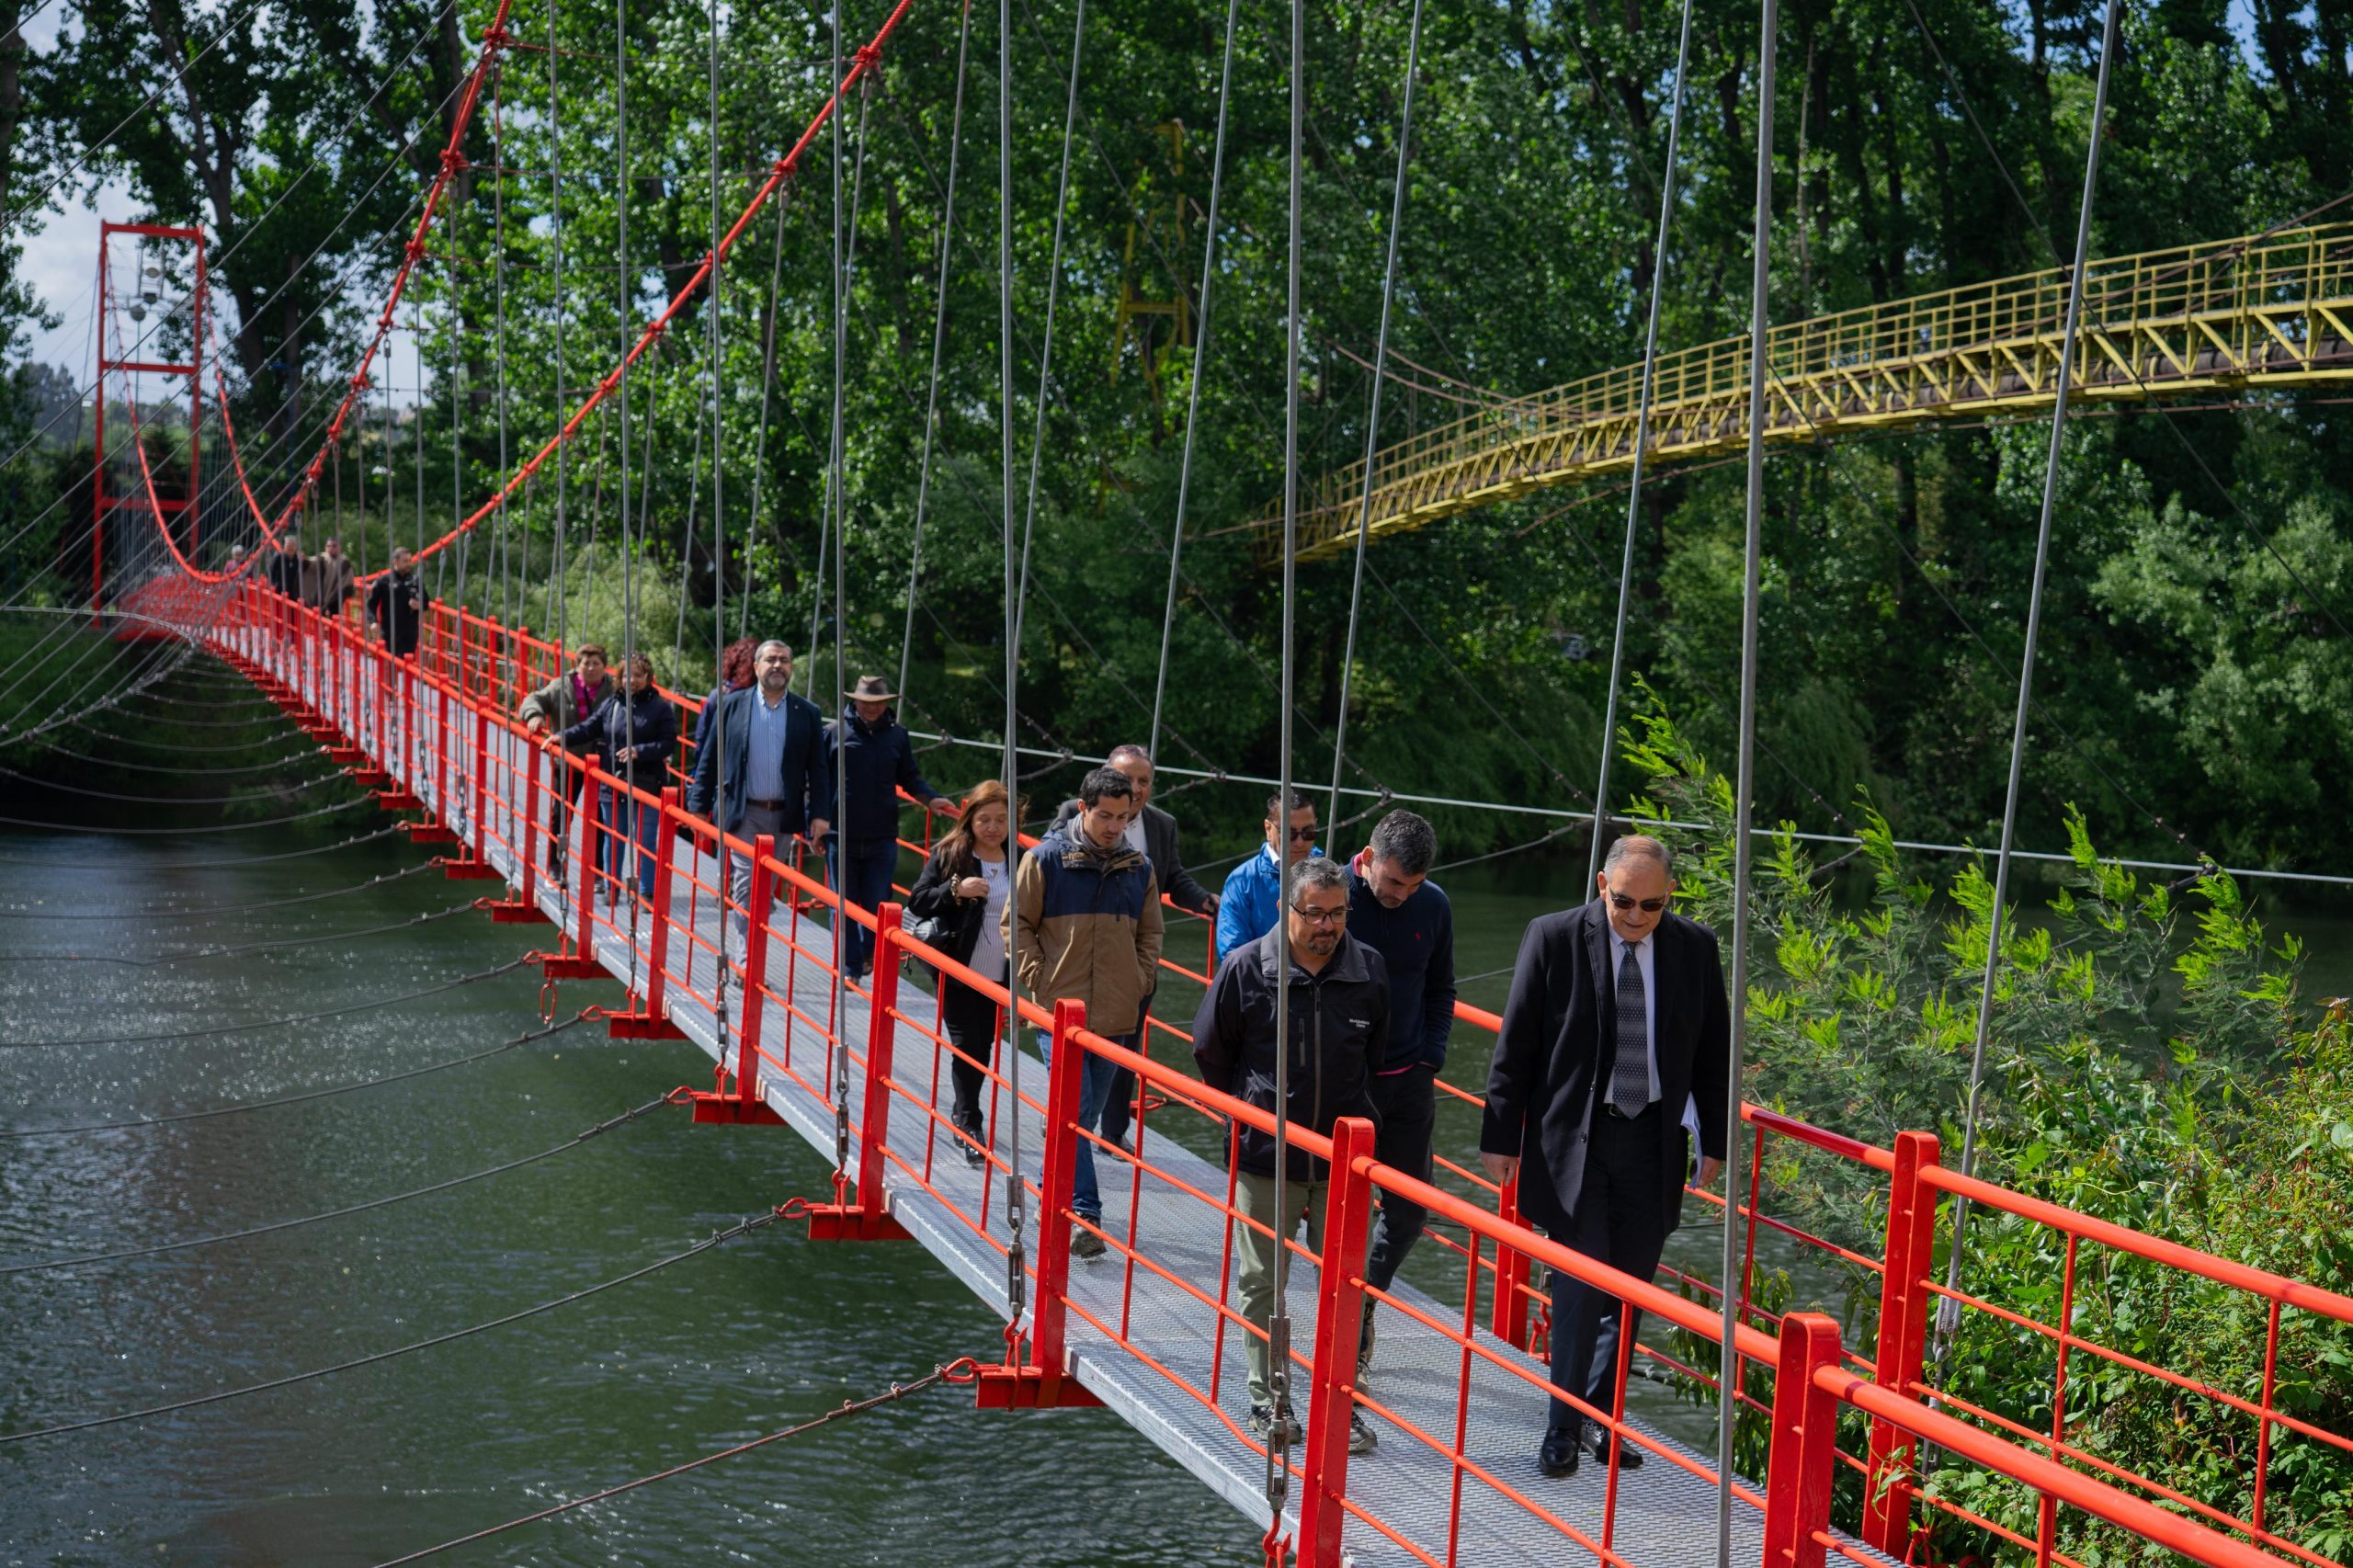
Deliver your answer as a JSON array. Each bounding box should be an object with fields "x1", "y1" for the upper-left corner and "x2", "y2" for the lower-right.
[{"x1": 819, "y1": 674, "x2": 958, "y2": 982}]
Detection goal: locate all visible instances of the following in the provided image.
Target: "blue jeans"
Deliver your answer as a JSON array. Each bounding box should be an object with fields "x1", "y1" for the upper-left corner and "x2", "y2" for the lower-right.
[
  {"x1": 601, "y1": 786, "x2": 662, "y2": 899},
  {"x1": 1040, "y1": 1028, "x2": 1135, "y2": 1223},
  {"x1": 827, "y1": 835, "x2": 900, "y2": 978}
]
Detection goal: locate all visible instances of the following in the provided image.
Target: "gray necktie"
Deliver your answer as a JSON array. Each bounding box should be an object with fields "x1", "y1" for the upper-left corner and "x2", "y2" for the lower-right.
[{"x1": 1611, "y1": 939, "x2": 1652, "y2": 1112}]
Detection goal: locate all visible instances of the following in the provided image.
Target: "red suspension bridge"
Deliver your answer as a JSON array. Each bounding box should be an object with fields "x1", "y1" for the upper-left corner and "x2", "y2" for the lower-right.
[{"x1": 28, "y1": 0, "x2": 2353, "y2": 1562}]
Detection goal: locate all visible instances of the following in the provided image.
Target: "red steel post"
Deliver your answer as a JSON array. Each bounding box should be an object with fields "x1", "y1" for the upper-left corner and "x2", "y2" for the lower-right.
[
  {"x1": 1029, "y1": 998, "x2": 1090, "y2": 1381},
  {"x1": 573, "y1": 767, "x2": 598, "y2": 952},
  {"x1": 1863, "y1": 1130, "x2": 1942, "y2": 1558},
  {"x1": 470, "y1": 705, "x2": 492, "y2": 863},
  {"x1": 1762, "y1": 1312, "x2": 1845, "y2": 1568},
  {"x1": 735, "y1": 835, "x2": 778, "y2": 1092},
  {"x1": 519, "y1": 734, "x2": 542, "y2": 903},
  {"x1": 1490, "y1": 1175, "x2": 1533, "y2": 1347},
  {"x1": 1297, "y1": 1115, "x2": 1379, "y2": 1568},
  {"x1": 641, "y1": 787, "x2": 682, "y2": 1018},
  {"x1": 855, "y1": 903, "x2": 905, "y2": 1225}
]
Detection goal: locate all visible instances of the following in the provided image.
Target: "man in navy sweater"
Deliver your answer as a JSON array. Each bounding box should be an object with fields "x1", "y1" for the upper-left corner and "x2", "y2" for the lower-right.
[{"x1": 1342, "y1": 810, "x2": 1457, "y2": 1385}]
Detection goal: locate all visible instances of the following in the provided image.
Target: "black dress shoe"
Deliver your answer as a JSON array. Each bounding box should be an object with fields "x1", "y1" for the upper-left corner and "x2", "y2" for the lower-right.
[
  {"x1": 1586, "y1": 1428, "x2": 1643, "y2": 1471},
  {"x1": 1539, "y1": 1426, "x2": 1582, "y2": 1478}
]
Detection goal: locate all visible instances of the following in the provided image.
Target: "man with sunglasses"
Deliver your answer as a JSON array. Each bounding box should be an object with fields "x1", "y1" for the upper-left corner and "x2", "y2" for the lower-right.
[
  {"x1": 1192, "y1": 855, "x2": 1384, "y2": 1456},
  {"x1": 1478, "y1": 834, "x2": 1731, "y2": 1480},
  {"x1": 1214, "y1": 790, "x2": 1320, "y2": 967}
]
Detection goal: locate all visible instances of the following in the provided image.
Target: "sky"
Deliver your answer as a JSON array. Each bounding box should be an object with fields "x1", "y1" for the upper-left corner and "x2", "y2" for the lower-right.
[{"x1": 15, "y1": 2, "x2": 425, "y2": 405}]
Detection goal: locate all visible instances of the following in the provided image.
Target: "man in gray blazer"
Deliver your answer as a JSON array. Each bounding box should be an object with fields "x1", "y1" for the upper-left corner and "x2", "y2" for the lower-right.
[
  {"x1": 1479, "y1": 835, "x2": 1731, "y2": 1479},
  {"x1": 1050, "y1": 744, "x2": 1219, "y2": 1147}
]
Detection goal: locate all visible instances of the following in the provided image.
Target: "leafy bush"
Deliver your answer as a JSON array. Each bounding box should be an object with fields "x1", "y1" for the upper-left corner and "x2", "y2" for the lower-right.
[{"x1": 1619, "y1": 687, "x2": 2349, "y2": 1565}]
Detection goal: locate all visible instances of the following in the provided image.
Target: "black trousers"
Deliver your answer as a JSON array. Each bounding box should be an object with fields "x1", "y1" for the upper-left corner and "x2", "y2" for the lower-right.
[
  {"x1": 1363, "y1": 1063, "x2": 1438, "y2": 1296},
  {"x1": 1545, "y1": 1104, "x2": 1672, "y2": 1437},
  {"x1": 938, "y1": 971, "x2": 1004, "y2": 1132},
  {"x1": 1096, "y1": 985, "x2": 1154, "y2": 1147}
]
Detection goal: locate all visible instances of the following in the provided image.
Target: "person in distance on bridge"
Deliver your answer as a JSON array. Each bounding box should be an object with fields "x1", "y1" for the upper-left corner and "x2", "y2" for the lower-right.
[
  {"x1": 365, "y1": 546, "x2": 429, "y2": 661},
  {"x1": 820, "y1": 675, "x2": 957, "y2": 984},
  {"x1": 266, "y1": 535, "x2": 304, "y2": 600},
  {"x1": 905, "y1": 778, "x2": 1017, "y2": 1168},
  {"x1": 1478, "y1": 834, "x2": 1730, "y2": 1480},
  {"x1": 1048, "y1": 744, "x2": 1220, "y2": 1152},
  {"x1": 1214, "y1": 790, "x2": 1321, "y2": 967},
  {"x1": 1341, "y1": 810, "x2": 1457, "y2": 1390},
  {"x1": 549, "y1": 650, "x2": 677, "y2": 903},
  {"x1": 517, "y1": 641, "x2": 613, "y2": 888},
  {"x1": 688, "y1": 641, "x2": 832, "y2": 939},
  {"x1": 1191, "y1": 854, "x2": 1384, "y2": 1456},
  {"x1": 1009, "y1": 765, "x2": 1164, "y2": 1260},
  {"x1": 310, "y1": 537, "x2": 355, "y2": 614},
  {"x1": 690, "y1": 636, "x2": 759, "y2": 760}
]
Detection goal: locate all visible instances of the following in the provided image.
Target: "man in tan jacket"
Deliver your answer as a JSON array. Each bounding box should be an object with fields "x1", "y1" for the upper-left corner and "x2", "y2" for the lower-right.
[{"x1": 1007, "y1": 765, "x2": 1164, "y2": 1259}]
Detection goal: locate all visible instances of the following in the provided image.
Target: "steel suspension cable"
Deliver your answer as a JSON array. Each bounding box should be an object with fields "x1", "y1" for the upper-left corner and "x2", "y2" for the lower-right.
[
  {"x1": 368, "y1": 1360, "x2": 977, "y2": 1565},
  {"x1": 1267, "y1": 0, "x2": 1304, "y2": 1514},
  {"x1": 1936, "y1": 0, "x2": 2126, "y2": 1381},
  {"x1": 1716, "y1": 0, "x2": 1779, "y2": 1561},
  {"x1": 1006, "y1": 0, "x2": 1087, "y2": 668},
  {"x1": 550, "y1": 0, "x2": 570, "y2": 658},
  {"x1": 0, "y1": 952, "x2": 526, "y2": 1046},
  {"x1": 0, "y1": 857, "x2": 437, "y2": 921},
  {"x1": 736, "y1": 190, "x2": 792, "y2": 642},
  {"x1": 706, "y1": 0, "x2": 733, "y2": 1036},
  {"x1": 0, "y1": 1089, "x2": 680, "y2": 1278},
  {"x1": 1586, "y1": 0, "x2": 1697, "y2": 882},
  {"x1": 0, "y1": 1206, "x2": 788, "y2": 1446},
  {"x1": 1142, "y1": 0, "x2": 1241, "y2": 768},
  {"x1": 8, "y1": 897, "x2": 481, "y2": 968},
  {"x1": 0, "y1": 1010, "x2": 595, "y2": 1142},
  {"x1": 1321, "y1": 0, "x2": 1425, "y2": 854},
  {"x1": 893, "y1": 0, "x2": 973, "y2": 708},
  {"x1": 996, "y1": 0, "x2": 1027, "y2": 1327},
  {"x1": 825, "y1": 0, "x2": 851, "y2": 1188}
]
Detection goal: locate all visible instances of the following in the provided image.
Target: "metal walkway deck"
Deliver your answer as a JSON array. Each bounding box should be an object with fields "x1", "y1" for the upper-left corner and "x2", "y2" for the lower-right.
[{"x1": 298, "y1": 654, "x2": 1886, "y2": 1568}]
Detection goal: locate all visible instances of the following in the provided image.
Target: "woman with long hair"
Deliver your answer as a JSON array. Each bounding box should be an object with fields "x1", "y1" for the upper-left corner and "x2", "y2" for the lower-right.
[
  {"x1": 691, "y1": 635, "x2": 761, "y2": 759},
  {"x1": 905, "y1": 778, "x2": 1015, "y2": 1167},
  {"x1": 550, "y1": 651, "x2": 678, "y2": 902}
]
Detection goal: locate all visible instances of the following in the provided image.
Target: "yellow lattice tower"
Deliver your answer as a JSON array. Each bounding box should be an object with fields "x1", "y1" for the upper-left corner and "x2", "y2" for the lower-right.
[{"x1": 1110, "y1": 121, "x2": 1193, "y2": 425}]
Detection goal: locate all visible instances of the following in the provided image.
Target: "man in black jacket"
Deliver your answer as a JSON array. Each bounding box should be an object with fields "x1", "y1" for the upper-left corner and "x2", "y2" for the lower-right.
[
  {"x1": 365, "y1": 547, "x2": 428, "y2": 660},
  {"x1": 1050, "y1": 744, "x2": 1219, "y2": 1149},
  {"x1": 1479, "y1": 835, "x2": 1730, "y2": 1479},
  {"x1": 819, "y1": 675, "x2": 956, "y2": 983},
  {"x1": 1343, "y1": 810, "x2": 1457, "y2": 1386},
  {"x1": 1192, "y1": 856, "x2": 1383, "y2": 1456}
]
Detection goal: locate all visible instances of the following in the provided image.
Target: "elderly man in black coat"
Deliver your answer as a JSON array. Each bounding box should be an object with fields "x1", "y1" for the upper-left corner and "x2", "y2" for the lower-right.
[{"x1": 1479, "y1": 834, "x2": 1731, "y2": 1479}]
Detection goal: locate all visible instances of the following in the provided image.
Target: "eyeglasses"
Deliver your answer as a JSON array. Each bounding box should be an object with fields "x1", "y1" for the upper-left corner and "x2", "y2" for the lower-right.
[
  {"x1": 1283, "y1": 826, "x2": 1319, "y2": 843},
  {"x1": 1290, "y1": 905, "x2": 1347, "y2": 926},
  {"x1": 1608, "y1": 892, "x2": 1669, "y2": 914}
]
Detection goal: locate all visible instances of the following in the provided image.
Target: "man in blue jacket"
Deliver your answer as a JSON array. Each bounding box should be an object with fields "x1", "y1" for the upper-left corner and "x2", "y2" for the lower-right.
[
  {"x1": 688, "y1": 641, "x2": 832, "y2": 936},
  {"x1": 1341, "y1": 810, "x2": 1457, "y2": 1387},
  {"x1": 1214, "y1": 790, "x2": 1319, "y2": 966},
  {"x1": 820, "y1": 675, "x2": 956, "y2": 982}
]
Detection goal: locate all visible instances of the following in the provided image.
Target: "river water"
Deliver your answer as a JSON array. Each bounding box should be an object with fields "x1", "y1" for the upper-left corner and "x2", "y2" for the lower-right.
[{"x1": 5, "y1": 809, "x2": 2346, "y2": 1565}]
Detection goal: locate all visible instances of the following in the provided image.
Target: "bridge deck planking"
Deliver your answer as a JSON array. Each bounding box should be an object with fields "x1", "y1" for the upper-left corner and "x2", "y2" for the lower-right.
[{"x1": 291, "y1": 648, "x2": 1896, "y2": 1568}]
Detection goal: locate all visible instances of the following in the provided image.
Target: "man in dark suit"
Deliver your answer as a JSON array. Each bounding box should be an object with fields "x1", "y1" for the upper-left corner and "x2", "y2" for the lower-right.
[
  {"x1": 1479, "y1": 834, "x2": 1731, "y2": 1478},
  {"x1": 687, "y1": 640, "x2": 832, "y2": 937},
  {"x1": 1050, "y1": 744, "x2": 1219, "y2": 1148}
]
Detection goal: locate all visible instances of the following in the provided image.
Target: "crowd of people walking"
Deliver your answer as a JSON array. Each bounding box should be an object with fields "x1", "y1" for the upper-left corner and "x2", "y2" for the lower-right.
[{"x1": 239, "y1": 565, "x2": 1728, "y2": 1477}]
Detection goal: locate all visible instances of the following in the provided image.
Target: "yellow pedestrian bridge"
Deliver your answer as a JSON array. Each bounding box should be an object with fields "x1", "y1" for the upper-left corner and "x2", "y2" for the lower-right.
[{"x1": 1262, "y1": 222, "x2": 2353, "y2": 559}]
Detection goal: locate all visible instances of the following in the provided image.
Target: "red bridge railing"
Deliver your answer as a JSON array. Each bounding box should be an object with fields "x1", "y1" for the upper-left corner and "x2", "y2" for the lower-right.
[{"x1": 207, "y1": 583, "x2": 2349, "y2": 1568}]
